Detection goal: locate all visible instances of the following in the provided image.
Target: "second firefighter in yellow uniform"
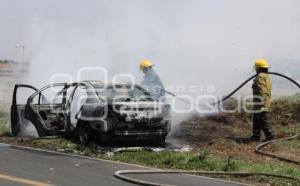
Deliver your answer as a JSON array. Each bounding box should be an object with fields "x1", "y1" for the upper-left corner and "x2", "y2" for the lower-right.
[{"x1": 251, "y1": 59, "x2": 274, "y2": 141}]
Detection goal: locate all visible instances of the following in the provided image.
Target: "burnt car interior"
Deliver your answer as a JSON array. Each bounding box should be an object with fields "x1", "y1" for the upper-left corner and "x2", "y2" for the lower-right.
[{"x1": 12, "y1": 83, "x2": 101, "y2": 136}]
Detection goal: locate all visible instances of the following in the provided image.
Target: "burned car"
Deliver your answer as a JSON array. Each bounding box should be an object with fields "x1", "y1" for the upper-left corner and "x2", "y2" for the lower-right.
[{"x1": 11, "y1": 81, "x2": 171, "y2": 144}]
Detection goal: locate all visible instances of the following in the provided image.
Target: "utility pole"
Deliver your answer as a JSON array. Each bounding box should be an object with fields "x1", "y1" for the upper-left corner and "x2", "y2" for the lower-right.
[
  {"x1": 16, "y1": 44, "x2": 24, "y2": 63},
  {"x1": 16, "y1": 44, "x2": 25, "y2": 73}
]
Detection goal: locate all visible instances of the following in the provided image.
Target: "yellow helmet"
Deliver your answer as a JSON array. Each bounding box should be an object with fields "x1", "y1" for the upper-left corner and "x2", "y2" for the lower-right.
[
  {"x1": 139, "y1": 60, "x2": 154, "y2": 70},
  {"x1": 254, "y1": 59, "x2": 270, "y2": 69}
]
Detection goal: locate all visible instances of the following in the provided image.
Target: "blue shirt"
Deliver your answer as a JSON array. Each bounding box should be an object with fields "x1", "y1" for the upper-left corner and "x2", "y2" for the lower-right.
[{"x1": 141, "y1": 68, "x2": 165, "y2": 100}]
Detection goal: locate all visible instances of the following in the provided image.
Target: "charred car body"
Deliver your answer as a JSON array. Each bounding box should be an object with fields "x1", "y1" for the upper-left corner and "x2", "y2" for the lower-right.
[{"x1": 11, "y1": 81, "x2": 171, "y2": 144}]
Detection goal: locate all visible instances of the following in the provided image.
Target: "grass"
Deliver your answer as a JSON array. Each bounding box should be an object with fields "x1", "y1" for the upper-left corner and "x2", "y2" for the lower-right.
[
  {"x1": 0, "y1": 124, "x2": 8, "y2": 134},
  {"x1": 111, "y1": 150, "x2": 225, "y2": 171},
  {"x1": 279, "y1": 93, "x2": 300, "y2": 103},
  {"x1": 0, "y1": 107, "x2": 9, "y2": 135},
  {"x1": 279, "y1": 140, "x2": 300, "y2": 154},
  {"x1": 111, "y1": 150, "x2": 299, "y2": 173},
  {"x1": 111, "y1": 151, "x2": 300, "y2": 186}
]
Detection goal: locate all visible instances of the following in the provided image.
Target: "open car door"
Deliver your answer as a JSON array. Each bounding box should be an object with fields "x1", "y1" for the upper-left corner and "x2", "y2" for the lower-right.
[
  {"x1": 11, "y1": 84, "x2": 39, "y2": 136},
  {"x1": 24, "y1": 83, "x2": 68, "y2": 137}
]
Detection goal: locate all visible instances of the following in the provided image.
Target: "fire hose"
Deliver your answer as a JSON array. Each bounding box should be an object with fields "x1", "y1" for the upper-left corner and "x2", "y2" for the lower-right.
[
  {"x1": 114, "y1": 170, "x2": 299, "y2": 186},
  {"x1": 114, "y1": 72, "x2": 300, "y2": 186}
]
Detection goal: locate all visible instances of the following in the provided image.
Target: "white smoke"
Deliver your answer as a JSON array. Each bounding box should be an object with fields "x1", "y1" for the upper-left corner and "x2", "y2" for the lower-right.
[{"x1": 1, "y1": 0, "x2": 300, "y2": 136}]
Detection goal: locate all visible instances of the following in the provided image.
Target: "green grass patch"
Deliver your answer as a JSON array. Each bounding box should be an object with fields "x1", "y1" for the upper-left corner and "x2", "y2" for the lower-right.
[
  {"x1": 111, "y1": 151, "x2": 300, "y2": 185},
  {"x1": 0, "y1": 123, "x2": 9, "y2": 134},
  {"x1": 279, "y1": 93, "x2": 300, "y2": 103},
  {"x1": 110, "y1": 150, "x2": 300, "y2": 175},
  {"x1": 111, "y1": 150, "x2": 228, "y2": 171},
  {"x1": 0, "y1": 107, "x2": 9, "y2": 135}
]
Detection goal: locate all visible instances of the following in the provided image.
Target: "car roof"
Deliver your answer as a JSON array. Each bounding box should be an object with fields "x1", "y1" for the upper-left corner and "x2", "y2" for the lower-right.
[{"x1": 79, "y1": 80, "x2": 134, "y2": 87}]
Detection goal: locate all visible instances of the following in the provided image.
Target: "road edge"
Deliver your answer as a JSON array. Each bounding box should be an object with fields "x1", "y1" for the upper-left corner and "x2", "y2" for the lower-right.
[{"x1": 0, "y1": 142, "x2": 251, "y2": 186}]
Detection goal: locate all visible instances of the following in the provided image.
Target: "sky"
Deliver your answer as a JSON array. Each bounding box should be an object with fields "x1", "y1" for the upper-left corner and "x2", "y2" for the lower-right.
[{"x1": 0, "y1": 0, "x2": 299, "y2": 94}]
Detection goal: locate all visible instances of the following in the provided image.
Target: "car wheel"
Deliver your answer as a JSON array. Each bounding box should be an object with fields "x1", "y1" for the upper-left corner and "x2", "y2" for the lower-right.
[
  {"x1": 65, "y1": 113, "x2": 75, "y2": 138},
  {"x1": 152, "y1": 137, "x2": 166, "y2": 146},
  {"x1": 159, "y1": 138, "x2": 167, "y2": 146},
  {"x1": 77, "y1": 122, "x2": 92, "y2": 145}
]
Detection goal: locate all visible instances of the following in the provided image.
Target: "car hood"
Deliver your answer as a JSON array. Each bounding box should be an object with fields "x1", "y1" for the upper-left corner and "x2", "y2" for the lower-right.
[{"x1": 111, "y1": 102, "x2": 170, "y2": 122}]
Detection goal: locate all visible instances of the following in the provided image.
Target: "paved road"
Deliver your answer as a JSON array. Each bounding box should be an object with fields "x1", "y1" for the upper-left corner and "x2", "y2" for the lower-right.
[{"x1": 0, "y1": 143, "x2": 246, "y2": 186}]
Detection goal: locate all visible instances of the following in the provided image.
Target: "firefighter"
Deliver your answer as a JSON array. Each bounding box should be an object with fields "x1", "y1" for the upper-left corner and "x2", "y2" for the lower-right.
[
  {"x1": 250, "y1": 59, "x2": 274, "y2": 141},
  {"x1": 139, "y1": 60, "x2": 165, "y2": 100}
]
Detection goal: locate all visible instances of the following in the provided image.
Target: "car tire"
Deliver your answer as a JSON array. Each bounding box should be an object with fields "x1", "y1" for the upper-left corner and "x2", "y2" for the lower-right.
[
  {"x1": 152, "y1": 137, "x2": 166, "y2": 146},
  {"x1": 65, "y1": 113, "x2": 75, "y2": 139},
  {"x1": 159, "y1": 138, "x2": 167, "y2": 146},
  {"x1": 77, "y1": 121, "x2": 93, "y2": 145}
]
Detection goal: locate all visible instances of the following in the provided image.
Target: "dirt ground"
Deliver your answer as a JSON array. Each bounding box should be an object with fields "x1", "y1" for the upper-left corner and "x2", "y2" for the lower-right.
[{"x1": 172, "y1": 109, "x2": 300, "y2": 163}]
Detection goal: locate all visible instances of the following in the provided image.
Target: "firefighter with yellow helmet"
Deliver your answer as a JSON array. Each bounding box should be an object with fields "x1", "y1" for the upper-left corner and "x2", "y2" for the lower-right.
[
  {"x1": 251, "y1": 59, "x2": 274, "y2": 141},
  {"x1": 139, "y1": 60, "x2": 165, "y2": 101}
]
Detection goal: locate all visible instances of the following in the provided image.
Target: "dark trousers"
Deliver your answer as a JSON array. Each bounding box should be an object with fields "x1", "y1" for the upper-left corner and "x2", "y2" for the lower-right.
[{"x1": 252, "y1": 112, "x2": 274, "y2": 139}]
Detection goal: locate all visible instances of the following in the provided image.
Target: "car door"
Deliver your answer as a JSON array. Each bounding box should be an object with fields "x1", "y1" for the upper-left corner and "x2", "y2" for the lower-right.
[
  {"x1": 24, "y1": 83, "x2": 68, "y2": 136},
  {"x1": 68, "y1": 84, "x2": 88, "y2": 129},
  {"x1": 62, "y1": 83, "x2": 77, "y2": 136},
  {"x1": 11, "y1": 84, "x2": 39, "y2": 136}
]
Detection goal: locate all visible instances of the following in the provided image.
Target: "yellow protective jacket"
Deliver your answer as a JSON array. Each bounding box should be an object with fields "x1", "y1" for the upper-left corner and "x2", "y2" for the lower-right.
[{"x1": 252, "y1": 72, "x2": 272, "y2": 112}]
